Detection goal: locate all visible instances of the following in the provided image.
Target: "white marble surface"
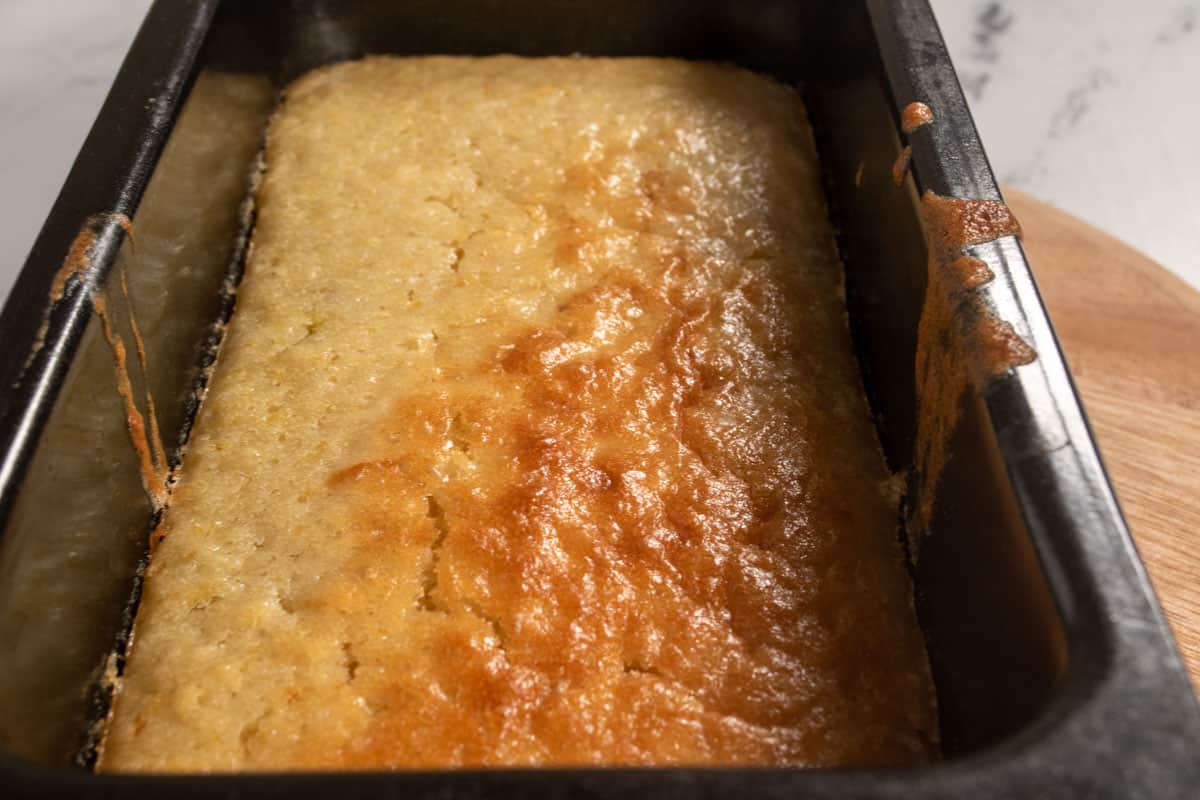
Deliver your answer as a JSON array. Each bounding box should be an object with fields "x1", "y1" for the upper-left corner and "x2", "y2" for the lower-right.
[
  {"x1": 929, "y1": 0, "x2": 1200, "y2": 287},
  {"x1": 1, "y1": 0, "x2": 1198, "y2": 304}
]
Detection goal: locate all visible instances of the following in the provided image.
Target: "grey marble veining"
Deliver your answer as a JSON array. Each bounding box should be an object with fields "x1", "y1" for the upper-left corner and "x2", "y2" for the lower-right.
[
  {"x1": 0, "y1": 0, "x2": 1197, "y2": 306},
  {"x1": 929, "y1": 0, "x2": 1200, "y2": 288}
]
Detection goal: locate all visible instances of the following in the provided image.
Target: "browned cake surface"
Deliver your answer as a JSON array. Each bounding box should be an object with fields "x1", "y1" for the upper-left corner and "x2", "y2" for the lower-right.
[{"x1": 100, "y1": 56, "x2": 936, "y2": 771}]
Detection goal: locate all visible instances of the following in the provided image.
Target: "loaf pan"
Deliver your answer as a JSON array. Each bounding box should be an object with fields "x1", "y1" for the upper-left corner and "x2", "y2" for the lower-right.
[{"x1": 0, "y1": 0, "x2": 1197, "y2": 796}]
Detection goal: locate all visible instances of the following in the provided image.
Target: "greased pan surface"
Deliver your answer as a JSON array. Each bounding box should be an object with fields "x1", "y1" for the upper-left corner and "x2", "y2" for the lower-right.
[{"x1": 0, "y1": 0, "x2": 1196, "y2": 797}]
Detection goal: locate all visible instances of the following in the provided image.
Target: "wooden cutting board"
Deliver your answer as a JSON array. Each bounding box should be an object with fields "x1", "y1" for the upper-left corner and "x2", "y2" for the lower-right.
[{"x1": 1004, "y1": 187, "x2": 1200, "y2": 690}]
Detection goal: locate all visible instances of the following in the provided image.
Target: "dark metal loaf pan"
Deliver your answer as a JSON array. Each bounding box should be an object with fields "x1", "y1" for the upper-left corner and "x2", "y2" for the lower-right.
[{"x1": 0, "y1": 0, "x2": 1196, "y2": 797}]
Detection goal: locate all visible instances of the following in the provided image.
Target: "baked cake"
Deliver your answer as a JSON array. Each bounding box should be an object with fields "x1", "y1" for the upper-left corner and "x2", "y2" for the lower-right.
[{"x1": 99, "y1": 56, "x2": 935, "y2": 770}]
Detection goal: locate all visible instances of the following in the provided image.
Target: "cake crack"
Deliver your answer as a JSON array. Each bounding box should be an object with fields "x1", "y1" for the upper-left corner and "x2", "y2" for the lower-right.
[
  {"x1": 464, "y1": 601, "x2": 507, "y2": 651},
  {"x1": 340, "y1": 642, "x2": 360, "y2": 682},
  {"x1": 418, "y1": 495, "x2": 450, "y2": 612}
]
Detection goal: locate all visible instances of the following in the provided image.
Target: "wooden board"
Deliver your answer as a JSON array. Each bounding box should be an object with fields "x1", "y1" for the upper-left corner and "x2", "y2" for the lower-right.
[{"x1": 1004, "y1": 187, "x2": 1200, "y2": 690}]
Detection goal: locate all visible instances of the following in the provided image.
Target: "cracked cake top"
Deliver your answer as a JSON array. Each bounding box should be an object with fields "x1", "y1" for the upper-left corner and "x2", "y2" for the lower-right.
[{"x1": 100, "y1": 56, "x2": 935, "y2": 771}]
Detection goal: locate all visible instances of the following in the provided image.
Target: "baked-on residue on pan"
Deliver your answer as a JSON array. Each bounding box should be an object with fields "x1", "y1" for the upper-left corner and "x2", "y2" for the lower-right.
[{"x1": 912, "y1": 192, "x2": 1035, "y2": 537}]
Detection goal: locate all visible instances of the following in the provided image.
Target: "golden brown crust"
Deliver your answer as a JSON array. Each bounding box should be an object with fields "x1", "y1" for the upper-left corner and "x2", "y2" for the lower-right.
[{"x1": 100, "y1": 56, "x2": 935, "y2": 771}]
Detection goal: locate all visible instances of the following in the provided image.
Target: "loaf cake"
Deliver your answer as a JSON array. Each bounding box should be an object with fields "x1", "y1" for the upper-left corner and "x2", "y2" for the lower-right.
[{"x1": 99, "y1": 56, "x2": 936, "y2": 770}]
